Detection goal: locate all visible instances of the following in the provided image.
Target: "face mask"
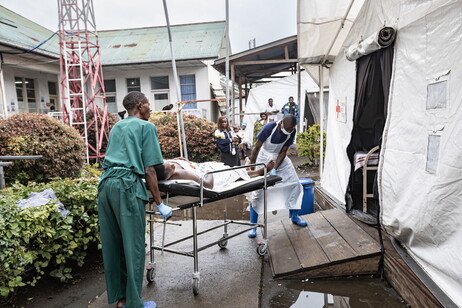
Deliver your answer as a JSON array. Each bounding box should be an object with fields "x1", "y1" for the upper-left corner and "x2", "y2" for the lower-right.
[{"x1": 281, "y1": 122, "x2": 292, "y2": 135}]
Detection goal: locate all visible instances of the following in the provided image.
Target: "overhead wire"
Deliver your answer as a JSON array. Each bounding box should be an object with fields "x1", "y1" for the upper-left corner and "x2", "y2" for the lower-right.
[{"x1": 0, "y1": 31, "x2": 58, "y2": 55}]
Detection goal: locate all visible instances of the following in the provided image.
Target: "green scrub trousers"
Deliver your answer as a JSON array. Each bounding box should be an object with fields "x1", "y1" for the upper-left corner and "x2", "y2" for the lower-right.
[{"x1": 98, "y1": 174, "x2": 146, "y2": 308}]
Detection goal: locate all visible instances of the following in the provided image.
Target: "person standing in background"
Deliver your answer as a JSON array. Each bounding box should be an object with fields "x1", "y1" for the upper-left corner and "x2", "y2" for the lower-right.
[
  {"x1": 281, "y1": 96, "x2": 299, "y2": 123},
  {"x1": 238, "y1": 122, "x2": 250, "y2": 159},
  {"x1": 215, "y1": 116, "x2": 240, "y2": 167},
  {"x1": 265, "y1": 98, "x2": 279, "y2": 122},
  {"x1": 253, "y1": 112, "x2": 268, "y2": 145}
]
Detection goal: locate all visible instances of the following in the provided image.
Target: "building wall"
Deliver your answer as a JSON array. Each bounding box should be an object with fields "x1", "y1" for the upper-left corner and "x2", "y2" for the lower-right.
[
  {"x1": 102, "y1": 62, "x2": 221, "y2": 122},
  {"x1": 2, "y1": 59, "x2": 59, "y2": 116},
  {"x1": 0, "y1": 57, "x2": 224, "y2": 123}
]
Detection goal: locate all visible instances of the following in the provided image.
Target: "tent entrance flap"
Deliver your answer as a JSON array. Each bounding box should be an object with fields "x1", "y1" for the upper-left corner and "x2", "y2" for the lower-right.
[{"x1": 345, "y1": 45, "x2": 394, "y2": 215}]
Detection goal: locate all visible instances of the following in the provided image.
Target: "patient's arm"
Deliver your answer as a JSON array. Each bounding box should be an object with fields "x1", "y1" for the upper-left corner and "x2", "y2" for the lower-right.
[
  {"x1": 169, "y1": 168, "x2": 214, "y2": 189},
  {"x1": 247, "y1": 160, "x2": 275, "y2": 177}
]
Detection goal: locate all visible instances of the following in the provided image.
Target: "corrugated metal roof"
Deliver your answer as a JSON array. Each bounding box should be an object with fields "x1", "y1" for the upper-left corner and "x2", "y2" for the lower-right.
[
  {"x1": 0, "y1": 5, "x2": 225, "y2": 64},
  {"x1": 98, "y1": 21, "x2": 226, "y2": 65},
  {"x1": 0, "y1": 5, "x2": 59, "y2": 56}
]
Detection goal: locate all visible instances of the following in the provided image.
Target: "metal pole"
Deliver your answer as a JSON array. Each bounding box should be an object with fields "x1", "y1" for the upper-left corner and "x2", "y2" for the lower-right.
[
  {"x1": 0, "y1": 166, "x2": 7, "y2": 189},
  {"x1": 0, "y1": 162, "x2": 14, "y2": 189},
  {"x1": 0, "y1": 56, "x2": 8, "y2": 118},
  {"x1": 225, "y1": 0, "x2": 230, "y2": 122},
  {"x1": 231, "y1": 63, "x2": 235, "y2": 125},
  {"x1": 162, "y1": 0, "x2": 188, "y2": 159},
  {"x1": 321, "y1": 0, "x2": 356, "y2": 65},
  {"x1": 319, "y1": 65, "x2": 324, "y2": 180},
  {"x1": 297, "y1": 63, "x2": 303, "y2": 132}
]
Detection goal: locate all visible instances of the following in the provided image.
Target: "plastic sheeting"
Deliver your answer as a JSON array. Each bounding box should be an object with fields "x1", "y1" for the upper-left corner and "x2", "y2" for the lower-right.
[
  {"x1": 241, "y1": 72, "x2": 318, "y2": 145},
  {"x1": 298, "y1": 0, "x2": 365, "y2": 85},
  {"x1": 17, "y1": 188, "x2": 69, "y2": 217},
  {"x1": 345, "y1": 27, "x2": 396, "y2": 61},
  {"x1": 380, "y1": 1, "x2": 462, "y2": 306},
  {"x1": 318, "y1": 0, "x2": 462, "y2": 305}
]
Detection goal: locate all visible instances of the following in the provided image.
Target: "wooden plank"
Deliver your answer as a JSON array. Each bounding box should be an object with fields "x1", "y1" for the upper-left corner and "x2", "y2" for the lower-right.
[
  {"x1": 384, "y1": 256, "x2": 443, "y2": 308},
  {"x1": 279, "y1": 256, "x2": 380, "y2": 280},
  {"x1": 325, "y1": 203, "x2": 445, "y2": 307},
  {"x1": 314, "y1": 187, "x2": 336, "y2": 210},
  {"x1": 305, "y1": 212, "x2": 358, "y2": 262},
  {"x1": 267, "y1": 220, "x2": 301, "y2": 276},
  {"x1": 281, "y1": 219, "x2": 330, "y2": 269},
  {"x1": 320, "y1": 209, "x2": 381, "y2": 256}
]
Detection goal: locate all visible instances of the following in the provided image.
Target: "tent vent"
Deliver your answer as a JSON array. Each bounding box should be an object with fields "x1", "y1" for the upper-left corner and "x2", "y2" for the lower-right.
[
  {"x1": 426, "y1": 135, "x2": 441, "y2": 174},
  {"x1": 427, "y1": 80, "x2": 448, "y2": 109}
]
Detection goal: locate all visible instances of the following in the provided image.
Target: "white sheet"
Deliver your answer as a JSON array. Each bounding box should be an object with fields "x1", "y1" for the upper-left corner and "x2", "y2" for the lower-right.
[{"x1": 160, "y1": 175, "x2": 266, "y2": 194}]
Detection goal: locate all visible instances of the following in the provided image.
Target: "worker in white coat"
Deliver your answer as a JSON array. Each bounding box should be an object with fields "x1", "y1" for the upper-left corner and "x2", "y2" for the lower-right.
[{"x1": 248, "y1": 114, "x2": 306, "y2": 238}]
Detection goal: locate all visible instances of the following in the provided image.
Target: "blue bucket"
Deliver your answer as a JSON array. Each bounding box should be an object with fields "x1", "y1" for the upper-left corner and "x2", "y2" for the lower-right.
[{"x1": 298, "y1": 178, "x2": 314, "y2": 215}]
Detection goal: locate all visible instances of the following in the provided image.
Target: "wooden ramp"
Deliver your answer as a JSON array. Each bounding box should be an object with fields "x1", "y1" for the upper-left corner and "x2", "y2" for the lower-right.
[{"x1": 268, "y1": 208, "x2": 381, "y2": 279}]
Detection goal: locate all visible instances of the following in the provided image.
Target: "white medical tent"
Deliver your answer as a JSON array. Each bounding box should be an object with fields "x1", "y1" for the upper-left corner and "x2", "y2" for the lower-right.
[
  {"x1": 242, "y1": 71, "x2": 318, "y2": 145},
  {"x1": 299, "y1": 0, "x2": 462, "y2": 306}
]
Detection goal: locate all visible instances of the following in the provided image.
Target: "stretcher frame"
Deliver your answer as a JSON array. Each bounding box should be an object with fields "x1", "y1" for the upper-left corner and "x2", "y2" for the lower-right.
[{"x1": 145, "y1": 163, "x2": 281, "y2": 295}]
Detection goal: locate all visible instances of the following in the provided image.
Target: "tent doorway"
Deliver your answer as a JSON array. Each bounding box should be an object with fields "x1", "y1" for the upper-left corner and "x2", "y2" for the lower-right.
[{"x1": 345, "y1": 45, "x2": 394, "y2": 216}]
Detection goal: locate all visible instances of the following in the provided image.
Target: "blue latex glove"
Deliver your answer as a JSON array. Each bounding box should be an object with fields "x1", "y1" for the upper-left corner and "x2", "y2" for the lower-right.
[
  {"x1": 269, "y1": 169, "x2": 277, "y2": 176},
  {"x1": 157, "y1": 202, "x2": 172, "y2": 218}
]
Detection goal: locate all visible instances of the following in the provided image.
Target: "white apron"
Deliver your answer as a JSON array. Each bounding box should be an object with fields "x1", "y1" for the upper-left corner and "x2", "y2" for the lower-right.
[{"x1": 250, "y1": 123, "x2": 303, "y2": 214}]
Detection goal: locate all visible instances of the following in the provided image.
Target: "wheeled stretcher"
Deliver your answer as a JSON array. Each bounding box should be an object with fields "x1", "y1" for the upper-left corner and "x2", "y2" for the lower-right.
[{"x1": 145, "y1": 163, "x2": 281, "y2": 295}]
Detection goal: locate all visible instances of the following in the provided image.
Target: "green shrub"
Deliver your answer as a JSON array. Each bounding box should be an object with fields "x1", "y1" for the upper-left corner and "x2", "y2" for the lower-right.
[
  {"x1": 0, "y1": 113, "x2": 85, "y2": 184},
  {"x1": 149, "y1": 112, "x2": 219, "y2": 162},
  {"x1": 296, "y1": 124, "x2": 326, "y2": 165},
  {"x1": 0, "y1": 177, "x2": 99, "y2": 298}
]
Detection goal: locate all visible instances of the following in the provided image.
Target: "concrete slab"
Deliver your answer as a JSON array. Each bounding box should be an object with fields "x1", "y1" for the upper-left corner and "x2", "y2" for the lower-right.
[{"x1": 89, "y1": 220, "x2": 263, "y2": 308}]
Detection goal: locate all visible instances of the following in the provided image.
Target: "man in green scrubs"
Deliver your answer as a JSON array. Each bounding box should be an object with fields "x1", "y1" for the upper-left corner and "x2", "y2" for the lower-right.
[{"x1": 98, "y1": 91, "x2": 171, "y2": 308}]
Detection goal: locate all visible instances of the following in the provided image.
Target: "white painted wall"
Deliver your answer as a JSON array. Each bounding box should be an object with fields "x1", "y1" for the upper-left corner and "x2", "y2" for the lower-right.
[
  {"x1": 103, "y1": 61, "x2": 222, "y2": 122},
  {"x1": 0, "y1": 55, "x2": 224, "y2": 123},
  {"x1": 1, "y1": 60, "x2": 59, "y2": 116}
]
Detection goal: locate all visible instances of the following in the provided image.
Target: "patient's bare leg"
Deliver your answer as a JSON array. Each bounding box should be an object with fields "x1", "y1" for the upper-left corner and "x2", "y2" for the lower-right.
[
  {"x1": 203, "y1": 174, "x2": 213, "y2": 189},
  {"x1": 247, "y1": 160, "x2": 275, "y2": 177},
  {"x1": 170, "y1": 168, "x2": 214, "y2": 189}
]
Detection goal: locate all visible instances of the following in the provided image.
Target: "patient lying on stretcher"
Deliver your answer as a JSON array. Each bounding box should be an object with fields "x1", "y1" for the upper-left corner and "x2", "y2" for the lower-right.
[{"x1": 154, "y1": 158, "x2": 275, "y2": 190}]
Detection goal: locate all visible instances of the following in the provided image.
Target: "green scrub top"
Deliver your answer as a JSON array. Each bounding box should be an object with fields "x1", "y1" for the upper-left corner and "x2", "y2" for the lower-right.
[{"x1": 99, "y1": 116, "x2": 163, "y2": 202}]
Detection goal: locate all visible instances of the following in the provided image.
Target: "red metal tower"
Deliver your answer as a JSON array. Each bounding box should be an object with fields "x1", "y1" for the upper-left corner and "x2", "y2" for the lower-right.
[{"x1": 57, "y1": 0, "x2": 108, "y2": 161}]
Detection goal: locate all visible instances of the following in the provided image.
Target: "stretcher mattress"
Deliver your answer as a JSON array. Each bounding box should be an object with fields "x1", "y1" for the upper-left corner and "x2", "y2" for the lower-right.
[{"x1": 157, "y1": 175, "x2": 282, "y2": 210}]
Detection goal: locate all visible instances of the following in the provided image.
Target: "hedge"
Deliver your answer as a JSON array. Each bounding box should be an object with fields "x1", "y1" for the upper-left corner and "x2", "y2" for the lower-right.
[
  {"x1": 0, "y1": 113, "x2": 85, "y2": 184},
  {"x1": 0, "y1": 175, "x2": 100, "y2": 299},
  {"x1": 149, "y1": 112, "x2": 219, "y2": 162},
  {"x1": 296, "y1": 124, "x2": 326, "y2": 165}
]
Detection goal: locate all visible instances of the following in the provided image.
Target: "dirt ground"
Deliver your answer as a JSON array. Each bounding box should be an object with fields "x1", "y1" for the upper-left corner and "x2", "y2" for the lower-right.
[{"x1": 4, "y1": 154, "x2": 321, "y2": 308}]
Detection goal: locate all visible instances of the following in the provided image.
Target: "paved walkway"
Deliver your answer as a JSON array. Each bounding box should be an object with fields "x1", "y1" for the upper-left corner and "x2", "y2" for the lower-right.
[{"x1": 89, "y1": 219, "x2": 266, "y2": 308}]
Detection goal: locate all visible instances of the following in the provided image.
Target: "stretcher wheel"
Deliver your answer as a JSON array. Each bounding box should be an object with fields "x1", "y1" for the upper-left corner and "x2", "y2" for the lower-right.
[
  {"x1": 146, "y1": 267, "x2": 155, "y2": 283},
  {"x1": 257, "y1": 243, "x2": 268, "y2": 256},
  {"x1": 218, "y1": 239, "x2": 228, "y2": 249},
  {"x1": 192, "y1": 278, "x2": 200, "y2": 295}
]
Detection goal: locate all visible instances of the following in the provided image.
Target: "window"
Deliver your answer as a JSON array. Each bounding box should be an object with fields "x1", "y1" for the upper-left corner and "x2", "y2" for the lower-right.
[
  {"x1": 426, "y1": 71, "x2": 450, "y2": 110},
  {"x1": 48, "y1": 81, "x2": 59, "y2": 112},
  {"x1": 104, "y1": 80, "x2": 117, "y2": 113},
  {"x1": 180, "y1": 75, "x2": 196, "y2": 109},
  {"x1": 151, "y1": 76, "x2": 170, "y2": 111},
  {"x1": 427, "y1": 80, "x2": 448, "y2": 109},
  {"x1": 126, "y1": 78, "x2": 141, "y2": 92},
  {"x1": 48, "y1": 81, "x2": 57, "y2": 95},
  {"x1": 15, "y1": 77, "x2": 37, "y2": 113},
  {"x1": 426, "y1": 135, "x2": 441, "y2": 174},
  {"x1": 151, "y1": 76, "x2": 169, "y2": 90}
]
